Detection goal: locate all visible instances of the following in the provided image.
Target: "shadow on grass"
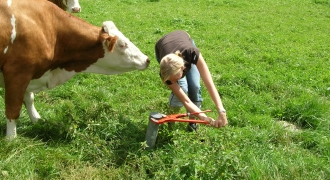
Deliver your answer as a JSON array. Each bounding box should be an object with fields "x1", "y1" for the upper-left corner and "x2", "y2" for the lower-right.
[
  {"x1": 19, "y1": 118, "x2": 74, "y2": 144},
  {"x1": 105, "y1": 100, "x2": 189, "y2": 168},
  {"x1": 110, "y1": 112, "x2": 176, "y2": 167},
  {"x1": 110, "y1": 115, "x2": 147, "y2": 166},
  {"x1": 6, "y1": 101, "x2": 179, "y2": 170}
]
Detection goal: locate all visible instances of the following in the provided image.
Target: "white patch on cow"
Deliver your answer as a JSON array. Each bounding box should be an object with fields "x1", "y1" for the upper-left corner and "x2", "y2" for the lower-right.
[
  {"x1": 102, "y1": 21, "x2": 118, "y2": 33},
  {"x1": 24, "y1": 92, "x2": 41, "y2": 123},
  {"x1": 7, "y1": 0, "x2": 12, "y2": 7},
  {"x1": 6, "y1": 119, "x2": 17, "y2": 139},
  {"x1": 4, "y1": 46, "x2": 9, "y2": 54},
  {"x1": 26, "y1": 68, "x2": 76, "y2": 92},
  {"x1": 10, "y1": 14, "x2": 16, "y2": 44},
  {"x1": 84, "y1": 39, "x2": 149, "y2": 74}
]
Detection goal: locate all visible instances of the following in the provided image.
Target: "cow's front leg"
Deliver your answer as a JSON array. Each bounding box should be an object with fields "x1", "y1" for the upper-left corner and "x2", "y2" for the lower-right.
[
  {"x1": 24, "y1": 92, "x2": 41, "y2": 123},
  {"x1": 4, "y1": 73, "x2": 32, "y2": 139},
  {"x1": 6, "y1": 119, "x2": 17, "y2": 140},
  {"x1": 5, "y1": 92, "x2": 24, "y2": 139}
]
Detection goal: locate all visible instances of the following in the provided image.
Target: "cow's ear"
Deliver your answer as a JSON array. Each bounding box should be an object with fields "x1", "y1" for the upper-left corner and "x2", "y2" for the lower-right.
[{"x1": 105, "y1": 36, "x2": 118, "y2": 52}]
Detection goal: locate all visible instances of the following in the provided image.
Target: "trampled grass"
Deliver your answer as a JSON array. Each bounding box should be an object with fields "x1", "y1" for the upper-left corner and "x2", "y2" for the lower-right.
[{"x1": 0, "y1": 0, "x2": 329, "y2": 179}]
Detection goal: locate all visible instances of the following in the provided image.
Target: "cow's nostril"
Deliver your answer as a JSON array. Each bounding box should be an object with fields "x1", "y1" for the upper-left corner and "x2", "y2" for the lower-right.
[{"x1": 146, "y1": 58, "x2": 150, "y2": 64}]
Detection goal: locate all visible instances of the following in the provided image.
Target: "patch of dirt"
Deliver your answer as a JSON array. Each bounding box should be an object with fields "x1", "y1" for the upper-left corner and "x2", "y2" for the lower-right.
[{"x1": 277, "y1": 120, "x2": 300, "y2": 132}]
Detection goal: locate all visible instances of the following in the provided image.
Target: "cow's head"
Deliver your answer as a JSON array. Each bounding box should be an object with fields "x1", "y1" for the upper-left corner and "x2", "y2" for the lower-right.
[
  {"x1": 96, "y1": 21, "x2": 150, "y2": 74},
  {"x1": 64, "y1": 0, "x2": 81, "y2": 13}
]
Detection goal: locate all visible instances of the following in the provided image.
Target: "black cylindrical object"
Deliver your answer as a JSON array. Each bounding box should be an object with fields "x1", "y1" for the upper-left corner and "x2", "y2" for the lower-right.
[{"x1": 145, "y1": 112, "x2": 163, "y2": 150}]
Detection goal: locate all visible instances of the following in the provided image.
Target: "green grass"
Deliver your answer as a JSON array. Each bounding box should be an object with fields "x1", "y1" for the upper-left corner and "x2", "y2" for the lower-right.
[{"x1": 1, "y1": 0, "x2": 330, "y2": 179}]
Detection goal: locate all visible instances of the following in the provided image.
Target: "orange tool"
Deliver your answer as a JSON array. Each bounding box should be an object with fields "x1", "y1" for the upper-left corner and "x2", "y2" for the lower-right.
[{"x1": 150, "y1": 110, "x2": 212, "y2": 124}]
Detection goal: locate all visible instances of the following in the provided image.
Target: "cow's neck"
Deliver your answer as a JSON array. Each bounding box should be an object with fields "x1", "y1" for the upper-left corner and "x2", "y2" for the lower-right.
[{"x1": 52, "y1": 13, "x2": 105, "y2": 74}]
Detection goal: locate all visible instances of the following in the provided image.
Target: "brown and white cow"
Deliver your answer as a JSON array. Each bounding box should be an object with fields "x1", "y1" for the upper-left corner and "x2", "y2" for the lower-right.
[
  {"x1": 0, "y1": 0, "x2": 150, "y2": 139},
  {"x1": 48, "y1": 0, "x2": 81, "y2": 13}
]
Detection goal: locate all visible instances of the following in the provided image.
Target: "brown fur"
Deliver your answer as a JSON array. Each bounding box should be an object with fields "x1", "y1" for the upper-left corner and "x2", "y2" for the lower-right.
[{"x1": 0, "y1": 0, "x2": 116, "y2": 119}]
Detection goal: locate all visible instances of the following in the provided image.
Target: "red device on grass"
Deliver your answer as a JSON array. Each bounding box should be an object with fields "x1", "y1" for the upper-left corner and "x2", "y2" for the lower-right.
[{"x1": 150, "y1": 110, "x2": 212, "y2": 124}]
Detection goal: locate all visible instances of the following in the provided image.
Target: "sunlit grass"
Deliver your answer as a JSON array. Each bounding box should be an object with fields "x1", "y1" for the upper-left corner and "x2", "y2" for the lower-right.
[{"x1": 0, "y1": 0, "x2": 329, "y2": 179}]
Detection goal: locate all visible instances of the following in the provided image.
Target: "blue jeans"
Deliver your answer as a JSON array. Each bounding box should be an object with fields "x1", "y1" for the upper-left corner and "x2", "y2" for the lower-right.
[
  {"x1": 168, "y1": 64, "x2": 203, "y2": 107},
  {"x1": 156, "y1": 40, "x2": 203, "y2": 107}
]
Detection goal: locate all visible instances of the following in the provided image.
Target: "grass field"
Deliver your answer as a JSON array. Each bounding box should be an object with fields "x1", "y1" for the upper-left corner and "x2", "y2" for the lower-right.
[{"x1": 1, "y1": 0, "x2": 330, "y2": 179}]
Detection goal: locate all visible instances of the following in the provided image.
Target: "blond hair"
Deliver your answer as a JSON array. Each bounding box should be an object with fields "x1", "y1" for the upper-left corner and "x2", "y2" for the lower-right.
[{"x1": 160, "y1": 51, "x2": 184, "y2": 83}]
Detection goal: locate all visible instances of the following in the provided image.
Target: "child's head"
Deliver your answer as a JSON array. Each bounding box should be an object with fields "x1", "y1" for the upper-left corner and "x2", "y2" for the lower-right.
[{"x1": 160, "y1": 51, "x2": 184, "y2": 84}]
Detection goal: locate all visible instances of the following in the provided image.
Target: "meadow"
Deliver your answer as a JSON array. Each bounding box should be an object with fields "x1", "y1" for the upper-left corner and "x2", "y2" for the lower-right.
[{"x1": 1, "y1": 0, "x2": 329, "y2": 179}]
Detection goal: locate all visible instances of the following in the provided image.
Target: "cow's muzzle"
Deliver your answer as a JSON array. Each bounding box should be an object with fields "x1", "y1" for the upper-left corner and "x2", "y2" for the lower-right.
[{"x1": 72, "y1": 7, "x2": 81, "y2": 13}]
